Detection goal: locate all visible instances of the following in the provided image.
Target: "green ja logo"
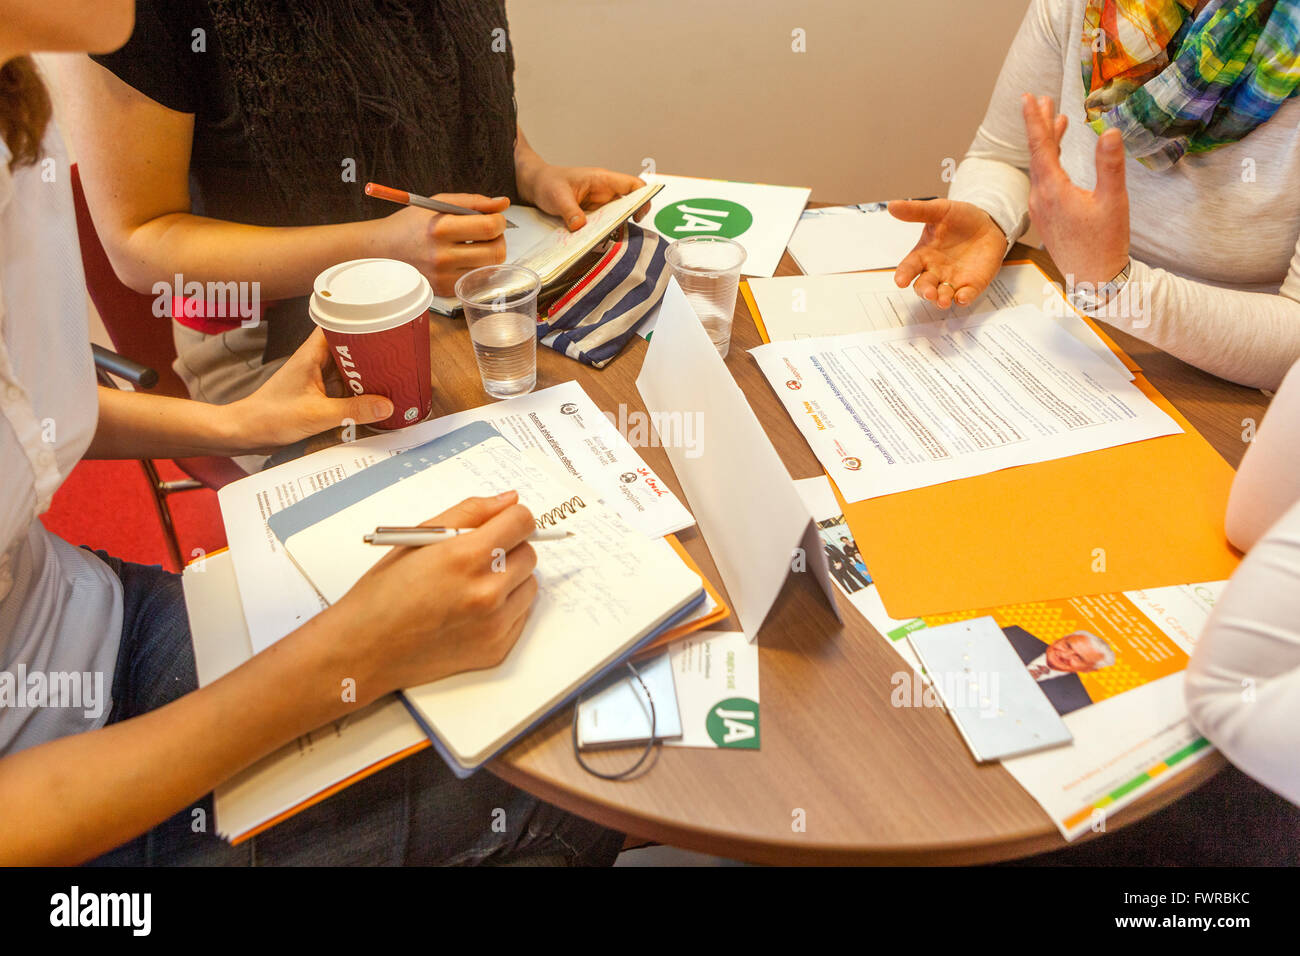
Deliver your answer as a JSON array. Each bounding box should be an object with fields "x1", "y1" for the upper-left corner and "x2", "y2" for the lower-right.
[
  {"x1": 654, "y1": 198, "x2": 753, "y2": 239},
  {"x1": 705, "y1": 696, "x2": 760, "y2": 749}
]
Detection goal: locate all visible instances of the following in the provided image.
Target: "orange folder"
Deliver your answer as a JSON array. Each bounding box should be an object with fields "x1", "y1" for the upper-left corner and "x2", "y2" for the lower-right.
[
  {"x1": 634, "y1": 535, "x2": 731, "y2": 656},
  {"x1": 742, "y1": 266, "x2": 1242, "y2": 619}
]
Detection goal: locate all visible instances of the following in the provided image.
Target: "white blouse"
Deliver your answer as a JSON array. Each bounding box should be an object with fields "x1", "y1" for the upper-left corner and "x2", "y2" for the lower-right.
[
  {"x1": 949, "y1": 0, "x2": 1300, "y2": 390},
  {"x1": 0, "y1": 125, "x2": 122, "y2": 754},
  {"x1": 1186, "y1": 361, "x2": 1300, "y2": 806}
]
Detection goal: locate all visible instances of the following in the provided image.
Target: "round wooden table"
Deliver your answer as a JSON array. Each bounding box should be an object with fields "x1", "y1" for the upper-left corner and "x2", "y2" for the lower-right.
[{"x1": 409, "y1": 243, "x2": 1267, "y2": 865}]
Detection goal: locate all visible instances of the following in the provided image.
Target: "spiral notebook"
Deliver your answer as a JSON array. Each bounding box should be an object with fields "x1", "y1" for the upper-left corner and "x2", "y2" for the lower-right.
[{"x1": 266, "y1": 420, "x2": 706, "y2": 775}]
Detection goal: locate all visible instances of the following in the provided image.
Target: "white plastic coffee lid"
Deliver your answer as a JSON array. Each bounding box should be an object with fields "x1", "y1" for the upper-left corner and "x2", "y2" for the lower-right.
[{"x1": 309, "y1": 258, "x2": 433, "y2": 333}]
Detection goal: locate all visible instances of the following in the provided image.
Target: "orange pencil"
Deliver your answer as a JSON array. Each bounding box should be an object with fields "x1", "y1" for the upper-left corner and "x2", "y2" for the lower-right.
[{"x1": 364, "y1": 181, "x2": 517, "y2": 229}]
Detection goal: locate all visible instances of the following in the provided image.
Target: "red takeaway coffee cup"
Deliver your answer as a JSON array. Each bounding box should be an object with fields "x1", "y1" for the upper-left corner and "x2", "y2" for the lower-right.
[{"x1": 309, "y1": 258, "x2": 434, "y2": 430}]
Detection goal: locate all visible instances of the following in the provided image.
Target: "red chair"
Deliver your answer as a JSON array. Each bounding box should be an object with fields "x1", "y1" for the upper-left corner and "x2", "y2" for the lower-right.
[{"x1": 70, "y1": 163, "x2": 246, "y2": 567}]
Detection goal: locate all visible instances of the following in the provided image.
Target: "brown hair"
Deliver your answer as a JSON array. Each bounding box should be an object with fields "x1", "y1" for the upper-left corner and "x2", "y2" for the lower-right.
[{"x1": 0, "y1": 56, "x2": 52, "y2": 169}]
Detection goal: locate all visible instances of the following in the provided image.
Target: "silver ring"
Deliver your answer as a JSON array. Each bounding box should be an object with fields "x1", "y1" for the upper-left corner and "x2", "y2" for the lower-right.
[{"x1": 938, "y1": 281, "x2": 955, "y2": 290}]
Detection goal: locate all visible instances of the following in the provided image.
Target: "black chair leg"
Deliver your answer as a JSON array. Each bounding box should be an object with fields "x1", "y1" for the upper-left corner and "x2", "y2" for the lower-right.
[{"x1": 137, "y1": 458, "x2": 185, "y2": 570}]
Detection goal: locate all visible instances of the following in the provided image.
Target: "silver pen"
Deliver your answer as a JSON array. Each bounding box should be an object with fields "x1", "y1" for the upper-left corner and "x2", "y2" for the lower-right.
[{"x1": 363, "y1": 525, "x2": 573, "y2": 547}]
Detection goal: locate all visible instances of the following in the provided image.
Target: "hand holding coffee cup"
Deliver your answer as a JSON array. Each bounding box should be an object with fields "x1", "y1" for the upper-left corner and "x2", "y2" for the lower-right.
[{"x1": 309, "y1": 258, "x2": 435, "y2": 430}]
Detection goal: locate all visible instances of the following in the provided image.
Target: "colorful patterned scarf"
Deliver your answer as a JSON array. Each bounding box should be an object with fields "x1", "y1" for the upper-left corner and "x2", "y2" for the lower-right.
[{"x1": 1082, "y1": 0, "x2": 1300, "y2": 168}]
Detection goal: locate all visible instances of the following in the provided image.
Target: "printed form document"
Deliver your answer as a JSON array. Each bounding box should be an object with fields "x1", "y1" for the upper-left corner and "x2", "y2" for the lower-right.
[{"x1": 751, "y1": 304, "x2": 1181, "y2": 502}]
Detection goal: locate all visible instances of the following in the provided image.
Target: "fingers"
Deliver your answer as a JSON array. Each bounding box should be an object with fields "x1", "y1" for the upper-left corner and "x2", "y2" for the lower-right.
[
  {"x1": 894, "y1": 245, "x2": 928, "y2": 288},
  {"x1": 888, "y1": 198, "x2": 949, "y2": 224},
  {"x1": 633, "y1": 200, "x2": 651, "y2": 222},
  {"x1": 421, "y1": 491, "x2": 519, "y2": 531},
  {"x1": 593, "y1": 171, "x2": 645, "y2": 202},
  {"x1": 286, "y1": 329, "x2": 393, "y2": 425},
  {"x1": 493, "y1": 540, "x2": 539, "y2": 595},
  {"x1": 434, "y1": 235, "x2": 508, "y2": 268},
  {"x1": 913, "y1": 269, "x2": 942, "y2": 304},
  {"x1": 934, "y1": 279, "x2": 957, "y2": 309},
  {"x1": 426, "y1": 236, "x2": 508, "y2": 295},
  {"x1": 335, "y1": 392, "x2": 394, "y2": 426},
  {"x1": 1022, "y1": 93, "x2": 1066, "y2": 183},
  {"x1": 549, "y1": 188, "x2": 587, "y2": 231},
  {"x1": 299, "y1": 327, "x2": 332, "y2": 371},
  {"x1": 1093, "y1": 127, "x2": 1127, "y2": 201},
  {"x1": 471, "y1": 501, "x2": 538, "y2": 556},
  {"x1": 431, "y1": 211, "x2": 509, "y2": 243},
  {"x1": 433, "y1": 194, "x2": 511, "y2": 214},
  {"x1": 953, "y1": 279, "x2": 988, "y2": 307}
]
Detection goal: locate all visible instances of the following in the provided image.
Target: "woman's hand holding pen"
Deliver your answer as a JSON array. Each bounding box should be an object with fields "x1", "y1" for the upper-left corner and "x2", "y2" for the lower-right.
[
  {"x1": 377, "y1": 193, "x2": 511, "y2": 296},
  {"x1": 325, "y1": 492, "x2": 541, "y2": 703}
]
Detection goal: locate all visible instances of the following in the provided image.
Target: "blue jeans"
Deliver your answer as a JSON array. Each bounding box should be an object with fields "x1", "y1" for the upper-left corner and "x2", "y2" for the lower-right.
[{"x1": 85, "y1": 554, "x2": 623, "y2": 866}]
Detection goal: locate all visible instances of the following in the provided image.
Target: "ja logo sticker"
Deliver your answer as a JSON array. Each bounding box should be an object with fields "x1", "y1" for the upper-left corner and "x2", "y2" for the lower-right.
[
  {"x1": 654, "y1": 198, "x2": 753, "y2": 239},
  {"x1": 706, "y1": 696, "x2": 760, "y2": 748}
]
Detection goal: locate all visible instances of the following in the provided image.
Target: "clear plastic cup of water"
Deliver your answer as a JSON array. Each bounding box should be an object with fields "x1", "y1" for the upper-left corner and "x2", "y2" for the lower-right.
[
  {"x1": 664, "y1": 237, "x2": 747, "y2": 358},
  {"x1": 455, "y1": 264, "x2": 540, "y2": 400}
]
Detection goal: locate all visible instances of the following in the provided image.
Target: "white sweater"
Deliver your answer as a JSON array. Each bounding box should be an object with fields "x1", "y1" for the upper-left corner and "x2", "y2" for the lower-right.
[
  {"x1": 1186, "y1": 360, "x2": 1300, "y2": 806},
  {"x1": 950, "y1": 0, "x2": 1300, "y2": 390}
]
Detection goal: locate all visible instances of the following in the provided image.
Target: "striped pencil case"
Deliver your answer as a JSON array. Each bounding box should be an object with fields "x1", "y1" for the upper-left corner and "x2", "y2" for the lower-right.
[{"x1": 535, "y1": 223, "x2": 670, "y2": 368}]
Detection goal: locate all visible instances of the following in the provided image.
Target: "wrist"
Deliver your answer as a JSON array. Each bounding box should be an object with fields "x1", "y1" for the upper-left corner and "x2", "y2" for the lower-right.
[
  {"x1": 514, "y1": 146, "x2": 547, "y2": 203},
  {"x1": 221, "y1": 396, "x2": 275, "y2": 455},
  {"x1": 358, "y1": 215, "x2": 402, "y2": 262},
  {"x1": 1067, "y1": 256, "x2": 1132, "y2": 314},
  {"x1": 294, "y1": 598, "x2": 389, "y2": 709}
]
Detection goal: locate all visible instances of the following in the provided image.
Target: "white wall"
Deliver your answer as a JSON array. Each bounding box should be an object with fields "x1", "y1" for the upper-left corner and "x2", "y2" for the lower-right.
[{"x1": 509, "y1": 0, "x2": 1031, "y2": 202}]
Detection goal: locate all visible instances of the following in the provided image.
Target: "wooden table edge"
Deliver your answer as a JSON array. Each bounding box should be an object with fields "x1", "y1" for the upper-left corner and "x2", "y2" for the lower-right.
[
  {"x1": 440, "y1": 234, "x2": 1257, "y2": 866},
  {"x1": 489, "y1": 750, "x2": 1227, "y2": 866}
]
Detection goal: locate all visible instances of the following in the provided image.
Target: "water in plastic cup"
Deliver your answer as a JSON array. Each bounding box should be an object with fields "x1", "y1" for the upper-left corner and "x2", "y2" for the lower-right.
[
  {"x1": 665, "y1": 237, "x2": 747, "y2": 358},
  {"x1": 455, "y1": 264, "x2": 540, "y2": 399}
]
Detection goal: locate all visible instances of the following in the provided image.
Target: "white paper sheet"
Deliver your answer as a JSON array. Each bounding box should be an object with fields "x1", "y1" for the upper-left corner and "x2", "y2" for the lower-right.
[
  {"x1": 748, "y1": 262, "x2": 1134, "y2": 381},
  {"x1": 663, "y1": 630, "x2": 761, "y2": 750},
  {"x1": 751, "y1": 304, "x2": 1181, "y2": 503},
  {"x1": 640, "y1": 173, "x2": 810, "y2": 278},
  {"x1": 1001, "y1": 673, "x2": 1215, "y2": 841},
  {"x1": 183, "y1": 551, "x2": 426, "y2": 842},
  {"x1": 786, "y1": 202, "x2": 924, "y2": 275},
  {"x1": 636, "y1": 279, "x2": 838, "y2": 637},
  {"x1": 220, "y1": 381, "x2": 694, "y2": 653}
]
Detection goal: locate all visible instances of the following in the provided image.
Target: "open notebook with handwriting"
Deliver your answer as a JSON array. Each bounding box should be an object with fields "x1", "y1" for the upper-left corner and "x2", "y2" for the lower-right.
[{"x1": 266, "y1": 420, "x2": 705, "y2": 776}]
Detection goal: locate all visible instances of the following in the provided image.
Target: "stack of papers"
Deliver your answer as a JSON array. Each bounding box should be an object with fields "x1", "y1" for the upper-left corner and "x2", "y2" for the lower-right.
[
  {"x1": 751, "y1": 303, "x2": 1182, "y2": 503},
  {"x1": 786, "y1": 202, "x2": 924, "y2": 275},
  {"x1": 746, "y1": 262, "x2": 1134, "y2": 379}
]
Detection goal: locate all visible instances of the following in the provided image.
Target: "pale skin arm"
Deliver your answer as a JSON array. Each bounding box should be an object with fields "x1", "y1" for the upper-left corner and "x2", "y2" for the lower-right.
[
  {"x1": 0, "y1": 331, "x2": 543, "y2": 864},
  {"x1": 0, "y1": 492, "x2": 541, "y2": 865},
  {"x1": 0, "y1": 600, "x2": 372, "y2": 864},
  {"x1": 58, "y1": 57, "x2": 642, "y2": 298},
  {"x1": 88, "y1": 329, "x2": 395, "y2": 459}
]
